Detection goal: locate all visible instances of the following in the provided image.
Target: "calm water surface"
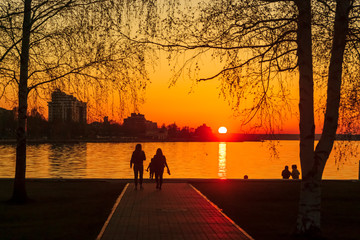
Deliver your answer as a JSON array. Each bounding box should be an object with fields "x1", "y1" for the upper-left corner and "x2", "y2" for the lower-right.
[{"x1": 0, "y1": 141, "x2": 359, "y2": 179}]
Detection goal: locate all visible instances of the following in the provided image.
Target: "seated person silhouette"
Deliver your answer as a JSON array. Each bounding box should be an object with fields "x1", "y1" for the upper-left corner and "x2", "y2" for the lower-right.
[
  {"x1": 291, "y1": 164, "x2": 300, "y2": 179},
  {"x1": 281, "y1": 165, "x2": 291, "y2": 179}
]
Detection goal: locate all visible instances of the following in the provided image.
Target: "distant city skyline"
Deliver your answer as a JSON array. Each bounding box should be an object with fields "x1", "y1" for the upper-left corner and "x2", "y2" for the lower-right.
[{"x1": 0, "y1": 91, "x2": 301, "y2": 135}]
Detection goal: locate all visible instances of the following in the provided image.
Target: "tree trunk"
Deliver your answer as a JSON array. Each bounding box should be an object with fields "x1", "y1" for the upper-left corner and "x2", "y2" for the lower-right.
[
  {"x1": 295, "y1": 0, "x2": 320, "y2": 236},
  {"x1": 314, "y1": 0, "x2": 350, "y2": 174},
  {"x1": 295, "y1": 0, "x2": 350, "y2": 236},
  {"x1": 11, "y1": 0, "x2": 32, "y2": 203}
]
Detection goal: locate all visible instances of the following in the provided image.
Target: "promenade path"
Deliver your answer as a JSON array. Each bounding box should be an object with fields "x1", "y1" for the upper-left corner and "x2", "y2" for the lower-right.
[{"x1": 98, "y1": 183, "x2": 253, "y2": 240}]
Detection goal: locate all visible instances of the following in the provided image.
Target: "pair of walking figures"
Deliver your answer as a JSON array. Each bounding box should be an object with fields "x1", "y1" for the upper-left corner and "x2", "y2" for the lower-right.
[{"x1": 130, "y1": 144, "x2": 170, "y2": 190}]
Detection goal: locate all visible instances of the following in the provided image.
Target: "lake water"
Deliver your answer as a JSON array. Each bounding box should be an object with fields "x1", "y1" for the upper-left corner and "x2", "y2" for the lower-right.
[{"x1": 0, "y1": 141, "x2": 359, "y2": 179}]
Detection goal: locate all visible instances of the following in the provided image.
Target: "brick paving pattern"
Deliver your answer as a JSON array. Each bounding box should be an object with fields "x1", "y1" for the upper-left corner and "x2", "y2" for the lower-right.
[{"x1": 100, "y1": 183, "x2": 253, "y2": 240}]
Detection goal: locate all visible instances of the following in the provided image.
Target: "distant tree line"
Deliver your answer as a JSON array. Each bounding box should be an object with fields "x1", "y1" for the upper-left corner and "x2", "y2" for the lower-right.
[
  {"x1": 0, "y1": 108, "x2": 215, "y2": 141},
  {"x1": 166, "y1": 123, "x2": 213, "y2": 141}
]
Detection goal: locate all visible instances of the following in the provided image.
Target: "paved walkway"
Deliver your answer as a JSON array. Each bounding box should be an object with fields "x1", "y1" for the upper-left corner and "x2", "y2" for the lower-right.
[{"x1": 98, "y1": 183, "x2": 253, "y2": 240}]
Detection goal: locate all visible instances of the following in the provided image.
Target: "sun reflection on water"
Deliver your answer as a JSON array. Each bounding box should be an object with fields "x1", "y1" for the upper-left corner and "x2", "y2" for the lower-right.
[{"x1": 218, "y1": 142, "x2": 227, "y2": 179}]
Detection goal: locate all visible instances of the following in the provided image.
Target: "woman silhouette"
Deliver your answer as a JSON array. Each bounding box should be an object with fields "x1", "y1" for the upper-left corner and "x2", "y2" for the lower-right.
[
  {"x1": 130, "y1": 144, "x2": 146, "y2": 189},
  {"x1": 152, "y1": 148, "x2": 170, "y2": 190}
]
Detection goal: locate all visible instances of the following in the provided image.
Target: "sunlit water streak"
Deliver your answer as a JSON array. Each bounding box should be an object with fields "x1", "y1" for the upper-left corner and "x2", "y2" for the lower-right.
[
  {"x1": 0, "y1": 141, "x2": 358, "y2": 179},
  {"x1": 218, "y1": 142, "x2": 227, "y2": 179}
]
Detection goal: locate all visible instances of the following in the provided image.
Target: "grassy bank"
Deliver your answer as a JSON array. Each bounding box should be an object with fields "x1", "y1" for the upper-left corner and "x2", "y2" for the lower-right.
[
  {"x1": 191, "y1": 180, "x2": 360, "y2": 240},
  {"x1": 0, "y1": 179, "x2": 125, "y2": 240}
]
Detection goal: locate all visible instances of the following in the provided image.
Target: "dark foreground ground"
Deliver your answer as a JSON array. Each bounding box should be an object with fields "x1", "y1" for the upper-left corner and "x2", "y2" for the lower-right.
[
  {"x1": 190, "y1": 180, "x2": 360, "y2": 240},
  {"x1": 0, "y1": 179, "x2": 359, "y2": 240},
  {"x1": 0, "y1": 179, "x2": 126, "y2": 240}
]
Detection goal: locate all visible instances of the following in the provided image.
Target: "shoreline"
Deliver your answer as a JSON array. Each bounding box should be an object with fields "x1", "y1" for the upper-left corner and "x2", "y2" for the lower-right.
[
  {"x1": 0, "y1": 139, "x2": 262, "y2": 144},
  {"x1": 1, "y1": 137, "x2": 359, "y2": 145},
  {"x1": 1, "y1": 178, "x2": 359, "y2": 182},
  {"x1": 1, "y1": 134, "x2": 360, "y2": 144}
]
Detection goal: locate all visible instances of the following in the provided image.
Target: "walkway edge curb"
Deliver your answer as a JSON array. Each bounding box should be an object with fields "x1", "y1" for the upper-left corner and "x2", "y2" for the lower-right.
[
  {"x1": 189, "y1": 184, "x2": 255, "y2": 240},
  {"x1": 96, "y1": 183, "x2": 129, "y2": 240}
]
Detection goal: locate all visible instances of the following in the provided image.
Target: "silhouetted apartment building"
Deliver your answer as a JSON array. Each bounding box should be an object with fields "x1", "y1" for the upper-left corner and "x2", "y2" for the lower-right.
[
  {"x1": 123, "y1": 113, "x2": 157, "y2": 136},
  {"x1": 48, "y1": 89, "x2": 87, "y2": 123}
]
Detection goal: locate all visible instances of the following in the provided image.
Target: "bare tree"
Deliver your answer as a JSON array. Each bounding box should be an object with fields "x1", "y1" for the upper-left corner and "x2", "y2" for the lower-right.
[
  {"x1": 132, "y1": 0, "x2": 360, "y2": 237},
  {"x1": 0, "y1": 0, "x2": 149, "y2": 203}
]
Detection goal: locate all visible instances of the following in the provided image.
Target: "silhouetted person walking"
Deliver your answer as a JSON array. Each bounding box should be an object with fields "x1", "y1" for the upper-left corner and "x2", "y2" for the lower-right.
[
  {"x1": 152, "y1": 148, "x2": 170, "y2": 190},
  {"x1": 130, "y1": 144, "x2": 146, "y2": 190},
  {"x1": 291, "y1": 164, "x2": 300, "y2": 179},
  {"x1": 281, "y1": 165, "x2": 291, "y2": 179}
]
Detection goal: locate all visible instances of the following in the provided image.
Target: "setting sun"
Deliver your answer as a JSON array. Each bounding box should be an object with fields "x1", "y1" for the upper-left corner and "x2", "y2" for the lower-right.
[{"x1": 218, "y1": 126, "x2": 228, "y2": 134}]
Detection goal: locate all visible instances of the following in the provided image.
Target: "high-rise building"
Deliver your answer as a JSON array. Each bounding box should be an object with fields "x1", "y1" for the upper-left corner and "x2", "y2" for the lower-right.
[{"x1": 48, "y1": 89, "x2": 87, "y2": 123}]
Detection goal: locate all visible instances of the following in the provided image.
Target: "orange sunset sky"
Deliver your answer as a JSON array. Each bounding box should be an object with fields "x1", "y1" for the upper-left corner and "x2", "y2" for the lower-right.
[
  {"x1": 0, "y1": 52, "x2": 305, "y2": 134},
  {"x1": 142, "y1": 64, "x2": 300, "y2": 134},
  {"x1": 138, "y1": 51, "x2": 303, "y2": 134}
]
